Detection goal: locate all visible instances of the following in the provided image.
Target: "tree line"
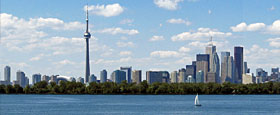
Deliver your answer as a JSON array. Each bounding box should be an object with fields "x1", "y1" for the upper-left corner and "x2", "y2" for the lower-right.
[{"x1": 0, "y1": 80, "x2": 280, "y2": 94}]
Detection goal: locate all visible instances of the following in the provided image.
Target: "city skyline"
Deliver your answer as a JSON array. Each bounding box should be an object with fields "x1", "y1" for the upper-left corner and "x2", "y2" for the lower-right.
[{"x1": 0, "y1": 0, "x2": 280, "y2": 81}]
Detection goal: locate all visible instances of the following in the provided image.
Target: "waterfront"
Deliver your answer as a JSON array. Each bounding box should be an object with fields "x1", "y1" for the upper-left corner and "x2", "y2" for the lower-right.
[{"x1": 0, "y1": 95, "x2": 279, "y2": 115}]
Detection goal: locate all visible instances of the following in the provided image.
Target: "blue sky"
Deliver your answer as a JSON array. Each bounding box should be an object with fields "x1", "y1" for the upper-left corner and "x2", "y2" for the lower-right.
[{"x1": 0, "y1": 0, "x2": 279, "y2": 81}]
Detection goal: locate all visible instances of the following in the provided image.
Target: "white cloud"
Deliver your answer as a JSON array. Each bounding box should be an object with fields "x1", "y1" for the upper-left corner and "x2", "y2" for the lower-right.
[
  {"x1": 86, "y1": 3, "x2": 124, "y2": 17},
  {"x1": 269, "y1": 6, "x2": 275, "y2": 11},
  {"x1": 171, "y1": 28, "x2": 232, "y2": 41},
  {"x1": 267, "y1": 38, "x2": 280, "y2": 48},
  {"x1": 167, "y1": 18, "x2": 191, "y2": 26},
  {"x1": 149, "y1": 35, "x2": 165, "y2": 41},
  {"x1": 178, "y1": 46, "x2": 190, "y2": 52},
  {"x1": 119, "y1": 51, "x2": 132, "y2": 56},
  {"x1": 231, "y1": 20, "x2": 280, "y2": 34},
  {"x1": 116, "y1": 41, "x2": 135, "y2": 47},
  {"x1": 97, "y1": 27, "x2": 139, "y2": 35},
  {"x1": 57, "y1": 59, "x2": 75, "y2": 65},
  {"x1": 150, "y1": 51, "x2": 180, "y2": 58},
  {"x1": 29, "y1": 54, "x2": 46, "y2": 61},
  {"x1": 231, "y1": 22, "x2": 265, "y2": 32},
  {"x1": 154, "y1": 0, "x2": 183, "y2": 10}
]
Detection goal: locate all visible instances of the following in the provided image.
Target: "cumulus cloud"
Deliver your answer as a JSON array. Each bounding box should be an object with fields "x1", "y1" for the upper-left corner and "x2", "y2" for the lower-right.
[
  {"x1": 120, "y1": 19, "x2": 134, "y2": 25},
  {"x1": 154, "y1": 0, "x2": 183, "y2": 10},
  {"x1": 86, "y1": 3, "x2": 124, "y2": 17},
  {"x1": 116, "y1": 41, "x2": 135, "y2": 47},
  {"x1": 167, "y1": 18, "x2": 191, "y2": 26},
  {"x1": 208, "y1": 10, "x2": 212, "y2": 14},
  {"x1": 267, "y1": 38, "x2": 280, "y2": 48},
  {"x1": 231, "y1": 20, "x2": 280, "y2": 34},
  {"x1": 150, "y1": 51, "x2": 180, "y2": 58},
  {"x1": 57, "y1": 59, "x2": 76, "y2": 65},
  {"x1": 97, "y1": 27, "x2": 139, "y2": 35},
  {"x1": 178, "y1": 46, "x2": 190, "y2": 52},
  {"x1": 149, "y1": 35, "x2": 165, "y2": 41},
  {"x1": 171, "y1": 28, "x2": 232, "y2": 41}
]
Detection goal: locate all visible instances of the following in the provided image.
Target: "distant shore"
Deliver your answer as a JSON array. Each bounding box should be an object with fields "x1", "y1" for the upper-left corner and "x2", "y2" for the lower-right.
[{"x1": 1, "y1": 81, "x2": 280, "y2": 95}]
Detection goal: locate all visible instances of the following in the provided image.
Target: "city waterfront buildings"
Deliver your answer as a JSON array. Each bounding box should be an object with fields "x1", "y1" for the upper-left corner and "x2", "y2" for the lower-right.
[
  {"x1": 120, "y1": 67, "x2": 132, "y2": 83},
  {"x1": 132, "y1": 70, "x2": 142, "y2": 84},
  {"x1": 100, "y1": 70, "x2": 107, "y2": 83},
  {"x1": 234, "y1": 46, "x2": 244, "y2": 83}
]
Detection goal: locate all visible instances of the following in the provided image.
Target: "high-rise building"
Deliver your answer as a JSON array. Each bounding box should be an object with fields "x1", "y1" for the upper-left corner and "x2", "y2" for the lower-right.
[
  {"x1": 146, "y1": 71, "x2": 169, "y2": 84},
  {"x1": 32, "y1": 74, "x2": 41, "y2": 85},
  {"x1": 132, "y1": 70, "x2": 142, "y2": 84},
  {"x1": 84, "y1": 5, "x2": 91, "y2": 83},
  {"x1": 120, "y1": 67, "x2": 132, "y2": 83},
  {"x1": 42, "y1": 75, "x2": 50, "y2": 82},
  {"x1": 90, "y1": 74, "x2": 97, "y2": 83},
  {"x1": 77, "y1": 77, "x2": 85, "y2": 84},
  {"x1": 186, "y1": 64, "x2": 196, "y2": 81},
  {"x1": 170, "y1": 71, "x2": 178, "y2": 83},
  {"x1": 234, "y1": 46, "x2": 243, "y2": 83},
  {"x1": 196, "y1": 70, "x2": 204, "y2": 83},
  {"x1": 243, "y1": 62, "x2": 248, "y2": 74},
  {"x1": 186, "y1": 75, "x2": 195, "y2": 83},
  {"x1": 206, "y1": 72, "x2": 216, "y2": 83},
  {"x1": 221, "y1": 56, "x2": 235, "y2": 83},
  {"x1": 221, "y1": 52, "x2": 230, "y2": 64},
  {"x1": 25, "y1": 77, "x2": 29, "y2": 87},
  {"x1": 272, "y1": 68, "x2": 279, "y2": 74},
  {"x1": 206, "y1": 40, "x2": 220, "y2": 83},
  {"x1": 4, "y1": 66, "x2": 11, "y2": 83},
  {"x1": 256, "y1": 68, "x2": 267, "y2": 82},
  {"x1": 100, "y1": 69, "x2": 107, "y2": 83},
  {"x1": 196, "y1": 54, "x2": 209, "y2": 83},
  {"x1": 50, "y1": 75, "x2": 58, "y2": 84},
  {"x1": 16, "y1": 70, "x2": 25, "y2": 87},
  {"x1": 242, "y1": 73, "x2": 254, "y2": 84},
  {"x1": 111, "y1": 70, "x2": 126, "y2": 84},
  {"x1": 178, "y1": 68, "x2": 186, "y2": 83}
]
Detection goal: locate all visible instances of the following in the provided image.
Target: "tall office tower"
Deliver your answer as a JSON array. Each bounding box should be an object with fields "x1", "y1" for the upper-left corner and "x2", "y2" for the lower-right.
[
  {"x1": 196, "y1": 70, "x2": 204, "y2": 83},
  {"x1": 90, "y1": 74, "x2": 97, "y2": 83},
  {"x1": 16, "y1": 70, "x2": 25, "y2": 87},
  {"x1": 186, "y1": 64, "x2": 196, "y2": 81},
  {"x1": 205, "y1": 39, "x2": 220, "y2": 83},
  {"x1": 25, "y1": 77, "x2": 29, "y2": 87},
  {"x1": 272, "y1": 67, "x2": 279, "y2": 74},
  {"x1": 120, "y1": 67, "x2": 132, "y2": 83},
  {"x1": 132, "y1": 70, "x2": 142, "y2": 84},
  {"x1": 84, "y1": 5, "x2": 91, "y2": 83},
  {"x1": 50, "y1": 75, "x2": 58, "y2": 84},
  {"x1": 32, "y1": 74, "x2": 41, "y2": 85},
  {"x1": 187, "y1": 75, "x2": 195, "y2": 83},
  {"x1": 42, "y1": 75, "x2": 50, "y2": 82},
  {"x1": 221, "y1": 52, "x2": 230, "y2": 65},
  {"x1": 170, "y1": 71, "x2": 178, "y2": 83},
  {"x1": 111, "y1": 70, "x2": 126, "y2": 84},
  {"x1": 256, "y1": 68, "x2": 267, "y2": 82},
  {"x1": 234, "y1": 46, "x2": 243, "y2": 83},
  {"x1": 243, "y1": 62, "x2": 248, "y2": 74},
  {"x1": 146, "y1": 71, "x2": 169, "y2": 84},
  {"x1": 100, "y1": 69, "x2": 107, "y2": 83},
  {"x1": 77, "y1": 77, "x2": 85, "y2": 84},
  {"x1": 4, "y1": 66, "x2": 11, "y2": 83},
  {"x1": 196, "y1": 54, "x2": 209, "y2": 83},
  {"x1": 221, "y1": 56, "x2": 235, "y2": 83},
  {"x1": 178, "y1": 68, "x2": 186, "y2": 83}
]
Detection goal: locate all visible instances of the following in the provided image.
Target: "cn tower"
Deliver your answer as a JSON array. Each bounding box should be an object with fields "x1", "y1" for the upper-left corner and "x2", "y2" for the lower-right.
[{"x1": 84, "y1": 5, "x2": 91, "y2": 83}]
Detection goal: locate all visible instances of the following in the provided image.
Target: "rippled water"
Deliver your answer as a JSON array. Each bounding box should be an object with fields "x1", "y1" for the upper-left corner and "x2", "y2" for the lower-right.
[{"x1": 0, "y1": 95, "x2": 279, "y2": 115}]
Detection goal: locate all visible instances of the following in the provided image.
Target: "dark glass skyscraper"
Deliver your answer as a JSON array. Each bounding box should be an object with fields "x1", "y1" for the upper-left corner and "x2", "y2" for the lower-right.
[
  {"x1": 4, "y1": 66, "x2": 11, "y2": 83},
  {"x1": 84, "y1": 5, "x2": 91, "y2": 83},
  {"x1": 196, "y1": 54, "x2": 210, "y2": 83},
  {"x1": 234, "y1": 46, "x2": 243, "y2": 83},
  {"x1": 120, "y1": 67, "x2": 132, "y2": 83}
]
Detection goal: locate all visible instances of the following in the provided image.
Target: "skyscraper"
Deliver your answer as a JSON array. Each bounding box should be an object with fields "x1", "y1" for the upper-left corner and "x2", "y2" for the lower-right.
[
  {"x1": 178, "y1": 68, "x2": 186, "y2": 83},
  {"x1": 77, "y1": 77, "x2": 85, "y2": 84},
  {"x1": 186, "y1": 64, "x2": 196, "y2": 81},
  {"x1": 234, "y1": 46, "x2": 243, "y2": 83},
  {"x1": 4, "y1": 66, "x2": 11, "y2": 83},
  {"x1": 90, "y1": 74, "x2": 97, "y2": 83},
  {"x1": 196, "y1": 70, "x2": 204, "y2": 83},
  {"x1": 111, "y1": 70, "x2": 126, "y2": 84},
  {"x1": 221, "y1": 56, "x2": 235, "y2": 83},
  {"x1": 100, "y1": 69, "x2": 107, "y2": 83},
  {"x1": 16, "y1": 70, "x2": 25, "y2": 87},
  {"x1": 120, "y1": 67, "x2": 132, "y2": 83},
  {"x1": 84, "y1": 5, "x2": 91, "y2": 83},
  {"x1": 221, "y1": 52, "x2": 230, "y2": 64},
  {"x1": 196, "y1": 54, "x2": 209, "y2": 83},
  {"x1": 206, "y1": 39, "x2": 220, "y2": 83},
  {"x1": 170, "y1": 71, "x2": 178, "y2": 83},
  {"x1": 32, "y1": 74, "x2": 41, "y2": 85},
  {"x1": 146, "y1": 71, "x2": 169, "y2": 84},
  {"x1": 243, "y1": 62, "x2": 248, "y2": 74},
  {"x1": 132, "y1": 70, "x2": 142, "y2": 84}
]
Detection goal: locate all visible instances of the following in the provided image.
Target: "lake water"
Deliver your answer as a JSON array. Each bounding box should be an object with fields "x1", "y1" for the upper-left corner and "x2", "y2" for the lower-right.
[{"x1": 0, "y1": 95, "x2": 279, "y2": 115}]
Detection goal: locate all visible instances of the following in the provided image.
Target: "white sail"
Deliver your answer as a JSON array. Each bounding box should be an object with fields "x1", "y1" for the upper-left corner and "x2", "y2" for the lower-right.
[{"x1": 195, "y1": 94, "x2": 200, "y2": 106}]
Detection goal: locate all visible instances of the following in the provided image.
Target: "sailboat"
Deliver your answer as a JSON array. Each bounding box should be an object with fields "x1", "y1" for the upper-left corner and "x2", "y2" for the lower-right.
[{"x1": 195, "y1": 94, "x2": 202, "y2": 106}]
